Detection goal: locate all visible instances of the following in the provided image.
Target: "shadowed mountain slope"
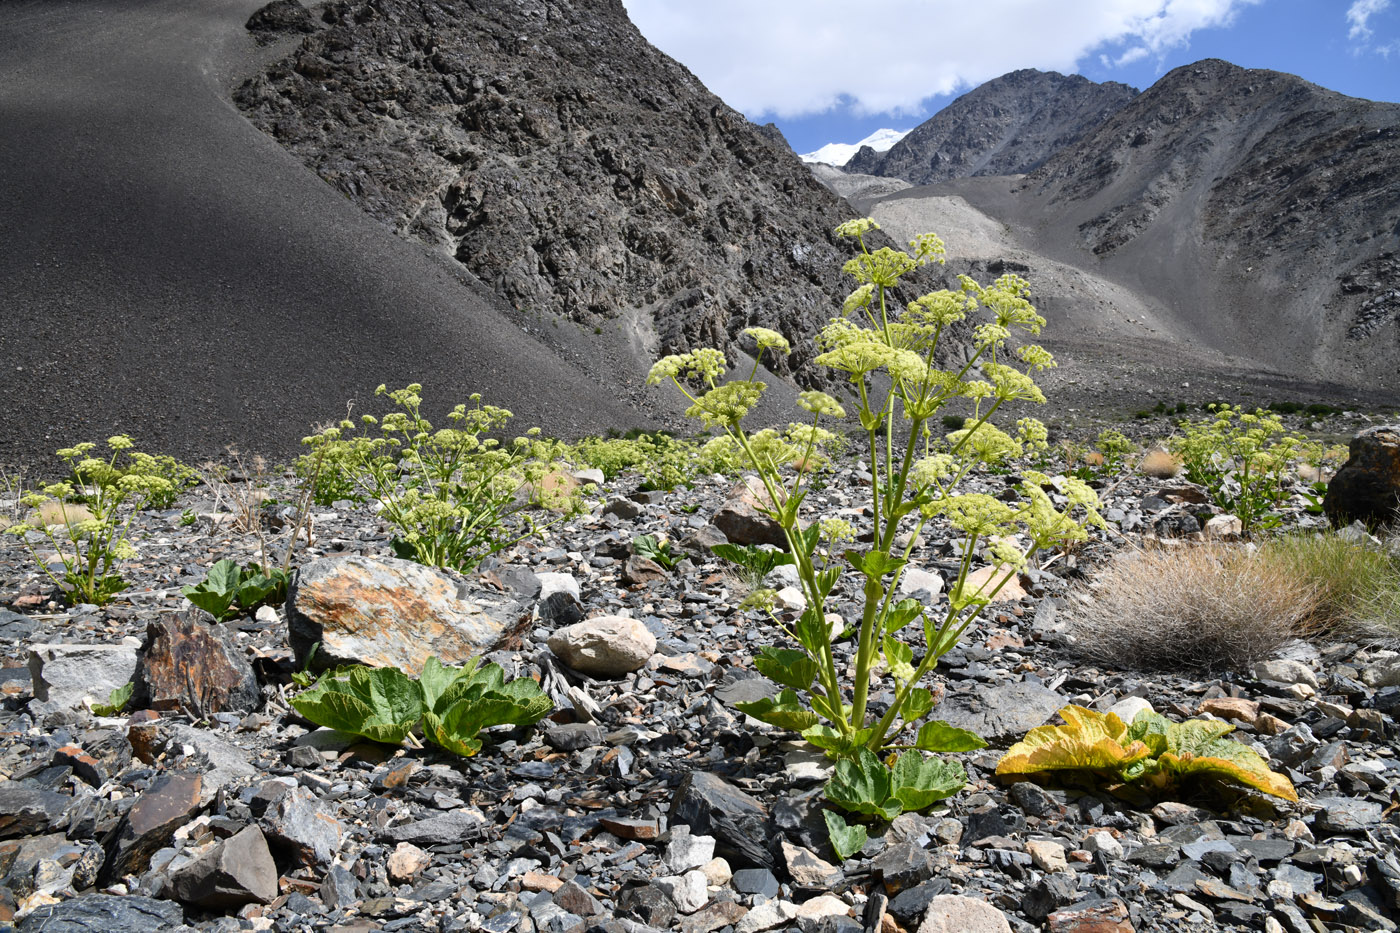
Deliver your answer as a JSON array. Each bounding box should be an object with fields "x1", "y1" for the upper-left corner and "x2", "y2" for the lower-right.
[
  {"x1": 0, "y1": 0, "x2": 672, "y2": 468},
  {"x1": 846, "y1": 69, "x2": 1137, "y2": 184},
  {"x1": 233, "y1": 0, "x2": 870, "y2": 387}
]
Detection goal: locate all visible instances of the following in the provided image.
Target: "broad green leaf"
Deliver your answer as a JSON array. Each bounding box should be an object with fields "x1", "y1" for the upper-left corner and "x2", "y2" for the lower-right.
[
  {"x1": 996, "y1": 706, "x2": 1154, "y2": 777},
  {"x1": 735, "y1": 688, "x2": 820, "y2": 732},
  {"x1": 802, "y1": 724, "x2": 856, "y2": 754},
  {"x1": 1155, "y1": 739, "x2": 1298, "y2": 802},
  {"x1": 915, "y1": 720, "x2": 987, "y2": 753},
  {"x1": 236, "y1": 574, "x2": 277, "y2": 611},
  {"x1": 825, "y1": 747, "x2": 901, "y2": 820},
  {"x1": 205, "y1": 559, "x2": 241, "y2": 595},
  {"x1": 823, "y1": 809, "x2": 868, "y2": 862},
  {"x1": 422, "y1": 710, "x2": 483, "y2": 757},
  {"x1": 418, "y1": 656, "x2": 480, "y2": 714},
  {"x1": 808, "y1": 690, "x2": 851, "y2": 727},
  {"x1": 184, "y1": 587, "x2": 237, "y2": 621},
  {"x1": 754, "y1": 646, "x2": 817, "y2": 693},
  {"x1": 900, "y1": 687, "x2": 935, "y2": 724},
  {"x1": 883, "y1": 598, "x2": 923, "y2": 634},
  {"x1": 795, "y1": 608, "x2": 833, "y2": 657},
  {"x1": 882, "y1": 636, "x2": 915, "y2": 683},
  {"x1": 891, "y1": 752, "x2": 967, "y2": 810},
  {"x1": 420, "y1": 668, "x2": 551, "y2": 758},
  {"x1": 93, "y1": 680, "x2": 133, "y2": 716},
  {"x1": 845, "y1": 550, "x2": 905, "y2": 581},
  {"x1": 290, "y1": 665, "x2": 424, "y2": 745}
]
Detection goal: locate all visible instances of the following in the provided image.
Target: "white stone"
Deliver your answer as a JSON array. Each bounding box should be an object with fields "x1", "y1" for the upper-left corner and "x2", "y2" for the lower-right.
[
  {"x1": 1083, "y1": 831, "x2": 1123, "y2": 859},
  {"x1": 27, "y1": 642, "x2": 140, "y2": 709},
  {"x1": 1203, "y1": 514, "x2": 1243, "y2": 540},
  {"x1": 666, "y1": 829, "x2": 716, "y2": 873},
  {"x1": 774, "y1": 586, "x2": 806, "y2": 611},
  {"x1": 547, "y1": 616, "x2": 656, "y2": 676},
  {"x1": 536, "y1": 572, "x2": 581, "y2": 602},
  {"x1": 898, "y1": 566, "x2": 944, "y2": 600},
  {"x1": 737, "y1": 900, "x2": 799, "y2": 933},
  {"x1": 1253, "y1": 658, "x2": 1320, "y2": 689},
  {"x1": 916, "y1": 895, "x2": 1012, "y2": 933},
  {"x1": 1107, "y1": 696, "x2": 1154, "y2": 724},
  {"x1": 570, "y1": 468, "x2": 605, "y2": 486},
  {"x1": 794, "y1": 894, "x2": 850, "y2": 921},
  {"x1": 655, "y1": 870, "x2": 709, "y2": 914},
  {"x1": 700, "y1": 857, "x2": 732, "y2": 887},
  {"x1": 1025, "y1": 839, "x2": 1068, "y2": 873}
]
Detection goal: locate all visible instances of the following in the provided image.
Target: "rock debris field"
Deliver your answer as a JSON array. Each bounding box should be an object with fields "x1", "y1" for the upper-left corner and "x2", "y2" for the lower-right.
[{"x1": 0, "y1": 440, "x2": 1398, "y2": 933}]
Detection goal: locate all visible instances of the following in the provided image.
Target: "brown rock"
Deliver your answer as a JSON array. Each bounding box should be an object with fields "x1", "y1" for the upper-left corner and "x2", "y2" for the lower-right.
[
  {"x1": 52, "y1": 745, "x2": 106, "y2": 786},
  {"x1": 599, "y1": 817, "x2": 660, "y2": 841},
  {"x1": 1324, "y1": 424, "x2": 1400, "y2": 529},
  {"x1": 286, "y1": 556, "x2": 517, "y2": 673},
  {"x1": 1196, "y1": 697, "x2": 1260, "y2": 726},
  {"x1": 1047, "y1": 897, "x2": 1134, "y2": 933},
  {"x1": 135, "y1": 609, "x2": 260, "y2": 715},
  {"x1": 782, "y1": 841, "x2": 840, "y2": 889},
  {"x1": 680, "y1": 899, "x2": 748, "y2": 933},
  {"x1": 126, "y1": 710, "x2": 163, "y2": 764},
  {"x1": 522, "y1": 871, "x2": 564, "y2": 893},
  {"x1": 100, "y1": 772, "x2": 202, "y2": 884},
  {"x1": 623, "y1": 555, "x2": 668, "y2": 585},
  {"x1": 712, "y1": 475, "x2": 788, "y2": 549}
]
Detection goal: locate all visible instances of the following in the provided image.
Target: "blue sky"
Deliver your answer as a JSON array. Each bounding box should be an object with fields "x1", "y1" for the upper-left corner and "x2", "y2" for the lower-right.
[{"x1": 623, "y1": 0, "x2": 1400, "y2": 155}]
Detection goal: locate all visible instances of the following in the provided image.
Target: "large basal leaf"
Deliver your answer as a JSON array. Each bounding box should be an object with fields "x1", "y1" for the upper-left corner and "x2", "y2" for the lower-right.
[
  {"x1": 183, "y1": 587, "x2": 236, "y2": 620},
  {"x1": 915, "y1": 720, "x2": 987, "y2": 753},
  {"x1": 735, "y1": 688, "x2": 820, "y2": 732},
  {"x1": 891, "y1": 752, "x2": 967, "y2": 810},
  {"x1": 825, "y1": 748, "x2": 901, "y2": 820},
  {"x1": 996, "y1": 705, "x2": 1154, "y2": 777},
  {"x1": 754, "y1": 646, "x2": 817, "y2": 693},
  {"x1": 418, "y1": 656, "x2": 480, "y2": 715},
  {"x1": 204, "y1": 559, "x2": 242, "y2": 595},
  {"x1": 290, "y1": 665, "x2": 424, "y2": 746},
  {"x1": 823, "y1": 809, "x2": 868, "y2": 862},
  {"x1": 1156, "y1": 739, "x2": 1299, "y2": 802},
  {"x1": 421, "y1": 710, "x2": 483, "y2": 758},
  {"x1": 802, "y1": 724, "x2": 872, "y2": 756}
]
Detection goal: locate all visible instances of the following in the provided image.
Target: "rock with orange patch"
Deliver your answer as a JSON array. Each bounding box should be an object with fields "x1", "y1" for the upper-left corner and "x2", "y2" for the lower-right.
[{"x1": 287, "y1": 556, "x2": 517, "y2": 674}]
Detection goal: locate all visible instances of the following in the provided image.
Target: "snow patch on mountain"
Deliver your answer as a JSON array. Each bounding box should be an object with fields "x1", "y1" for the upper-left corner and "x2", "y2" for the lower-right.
[{"x1": 800, "y1": 128, "x2": 910, "y2": 166}]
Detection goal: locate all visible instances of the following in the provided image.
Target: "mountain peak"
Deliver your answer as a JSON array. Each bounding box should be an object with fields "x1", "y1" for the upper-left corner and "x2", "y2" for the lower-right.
[{"x1": 800, "y1": 128, "x2": 912, "y2": 167}]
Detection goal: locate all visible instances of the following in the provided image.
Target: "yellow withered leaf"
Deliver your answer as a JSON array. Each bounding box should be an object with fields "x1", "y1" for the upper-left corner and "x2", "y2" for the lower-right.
[{"x1": 996, "y1": 705, "x2": 1154, "y2": 776}]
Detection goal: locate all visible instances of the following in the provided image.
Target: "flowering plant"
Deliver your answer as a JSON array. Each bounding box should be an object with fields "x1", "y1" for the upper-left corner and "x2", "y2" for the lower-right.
[
  {"x1": 6, "y1": 436, "x2": 175, "y2": 605},
  {"x1": 1171, "y1": 405, "x2": 1306, "y2": 534},
  {"x1": 650, "y1": 219, "x2": 1103, "y2": 846}
]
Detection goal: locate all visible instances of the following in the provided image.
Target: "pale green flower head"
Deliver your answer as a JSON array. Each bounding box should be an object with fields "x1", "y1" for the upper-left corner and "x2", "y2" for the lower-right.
[
  {"x1": 57, "y1": 442, "x2": 96, "y2": 459},
  {"x1": 935, "y1": 493, "x2": 1018, "y2": 537},
  {"x1": 987, "y1": 537, "x2": 1028, "y2": 570},
  {"x1": 1016, "y1": 418, "x2": 1049, "y2": 454},
  {"x1": 909, "y1": 233, "x2": 946, "y2": 265},
  {"x1": 887, "y1": 348, "x2": 928, "y2": 386},
  {"x1": 983, "y1": 363, "x2": 1045, "y2": 404},
  {"x1": 647, "y1": 348, "x2": 728, "y2": 385},
  {"x1": 910, "y1": 454, "x2": 954, "y2": 489},
  {"x1": 973, "y1": 323, "x2": 1010, "y2": 349},
  {"x1": 686, "y1": 380, "x2": 764, "y2": 428},
  {"x1": 744, "y1": 327, "x2": 791, "y2": 355},
  {"x1": 844, "y1": 248, "x2": 917, "y2": 288},
  {"x1": 835, "y1": 217, "x2": 880, "y2": 239},
  {"x1": 948, "y1": 423, "x2": 1022, "y2": 464},
  {"x1": 1016, "y1": 344, "x2": 1056, "y2": 371},
  {"x1": 107, "y1": 435, "x2": 134, "y2": 451},
  {"x1": 907, "y1": 289, "x2": 976, "y2": 327},
  {"x1": 798, "y1": 391, "x2": 845, "y2": 418},
  {"x1": 819, "y1": 518, "x2": 856, "y2": 545},
  {"x1": 817, "y1": 317, "x2": 864, "y2": 352},
  {"x1": 746, "y1": 427, "x2": 799, "y2": 467},
  {"x1": 842, "y1": 283, "x2": 875, "y2": 317},
  {"x1": 816, "y1": 339, "x2": 897, "y2": 378}
]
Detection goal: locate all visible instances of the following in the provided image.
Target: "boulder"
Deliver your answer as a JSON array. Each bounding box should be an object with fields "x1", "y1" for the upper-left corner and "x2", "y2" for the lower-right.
[
  {"x1": 0, "y1": 785, "x2": 71, "y2": 839},
  {"x1": 547, "y1": 616, "x2": 656, "y2": 676},
  {"x1": 168, "y1": 825, "x2": 278, "y2": 908},
  {"x1": 260, "y1": 784, "x2": 342, "y2": 869},
  {"x1": 16, "y1": 894, "x2": 185, "y2": 932},
  {"x1": 287, "y1": 556, "x2": 517, "y2": 674},
  {"x1": 1324, "y1": 424, "x2": 1400, "y2": 529},
  {"x1": 713, "y1": 475, "x2": 788, "y2": 549},
  {"x1": 134, "y1": 610, "x2": 260, "y2": 714},
  {"x1": 27, "y1": 642, "x2": 140, "y2": 710}
]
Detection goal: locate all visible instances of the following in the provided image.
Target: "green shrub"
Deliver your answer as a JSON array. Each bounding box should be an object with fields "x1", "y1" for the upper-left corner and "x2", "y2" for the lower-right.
[
  {"x1": 1257, "y1": 533, "x2": 1400, "y2": 640},
  {"x1": 941, "y1": 414, "x2": 966, "y2": 431},
  {"x1": 1170, "y1": 405, "x2": 1306, "y2": 534},
  {"x1": 183, "y1": 559, "x2": 289, "y2": 622},
  {"x1": 1094, "y1": 429, "x2": 1134, "y2": 476},
  {"x1": 302, "y1": 385, "x2": 571, "y2": 573},
  {"x1": 712, "y1": 542, "x2": 795, "y2": 589},
  {"x1": 5, "y1": 437, "x2": 176, "y2": 605},
  {"x1": 649, "y1": 217, "x2": 1103, "y2": 844}
]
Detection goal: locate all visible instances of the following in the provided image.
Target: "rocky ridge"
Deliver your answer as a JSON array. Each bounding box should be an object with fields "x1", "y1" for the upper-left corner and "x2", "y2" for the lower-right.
[
  {"x1": 1, "y1": 418, "x2": 1398, "y2": 933},
  {"x1": 233, "y1": 0, "x2": 873, "y2": 387},
  {"x1": 844, "y1": 71, "x2": 1137, "y2": 185}
]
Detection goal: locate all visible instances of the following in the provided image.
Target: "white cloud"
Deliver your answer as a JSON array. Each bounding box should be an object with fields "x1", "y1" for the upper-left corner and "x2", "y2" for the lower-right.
[
  {"x1": 1347, "y1": 0, "x2": 1390, "y2": 40},
  {"x1": 622, "y1": 0, "x2": 1264, "y2": 119}
]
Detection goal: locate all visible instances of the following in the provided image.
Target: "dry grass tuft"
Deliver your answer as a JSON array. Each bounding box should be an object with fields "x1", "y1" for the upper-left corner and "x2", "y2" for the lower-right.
[
  {"x1": 1068, "y1": 542, "x2": 1319, "y2": 673},
  {"x1": 1138, "y1": 449, "x2": 1182, "y2": 479}
]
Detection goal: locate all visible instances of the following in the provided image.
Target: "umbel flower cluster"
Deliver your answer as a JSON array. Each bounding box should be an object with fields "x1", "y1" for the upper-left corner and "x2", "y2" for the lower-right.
[{"x1": 649, "y1": 218, "x2": 1105, "y2": 851}]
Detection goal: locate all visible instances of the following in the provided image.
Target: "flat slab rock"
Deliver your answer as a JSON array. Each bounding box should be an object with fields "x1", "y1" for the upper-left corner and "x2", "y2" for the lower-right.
[
  {"x1": 287, "y1": 555, "x2": 519, "y2": 673},
  {"x1": 16, "y1": 893, "x2": 186, "y2": 932},
  {"x1": 929, "y1": 681, "x2": 1065, "y2": 745}
]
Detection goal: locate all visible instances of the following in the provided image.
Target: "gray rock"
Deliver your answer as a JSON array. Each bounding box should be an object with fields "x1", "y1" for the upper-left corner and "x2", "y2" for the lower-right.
[
  {"x1": 1020, "y1": 872, "x2": 1079, "y2": 922},
  {"x1": 916, "y1": 895, "x2": 1012, "y2": 933},
  {"x1": 0, "y1": 609, "x2": 39, "y2": 642},
  {"x1": 548, "y1": 616, "x2": 656, "y2": 677},
  {"x1": 603, "y1": 496, "x2": 643, "y2": 521},
  {"x1": 0, "y1": 783, "x2": 72, "y2": 839},
  {"x1": 888, "y1": 878, "x2": 953, "y2": 929},
  {"x1": 670, "y1": 771, "x2": 772, "y2": 869},
  {"x1": 260, "y1": 784, "x2": 341, "y2": 868},
  {"x1": 928, "y1": 681, "x2": 1065, "y2": 744},
  {"x1": 898, "y1": 567, "x2": 944, "y2": 601},
  {"x1": 27, "y1": 642, "x2": 140, "y2": 709},
  {"x1": 16, "y1": 894, "x2": 186, "y2": 932},
  {"x1": 1253, "y1": 658, "x2": 1320, "y2": 689},
  {"x1": 100, "y1": 771, "x2": 204, "y2": 884},
  {"x1": 166, "y1": 723, "x2": 259, "y2": 805},
  {"x1": 536, "y1": 572, "x2": 584, "y2": 626},
  {"x1": 545, "y1": 722, "x2": 604, "y2": 751},
  {"x1": 169, "y1": 825, "x2": 279, "y2": 908},
  {"x1": 666, "y1": 828, "x2": 717, "y2": 873},
  {"x1": 1312, "y1": 796, "x2": 1383, "y2": 833},
  {"x1": 733, "y1": 867, "x2": 780, "y2": 898},
  {"x1": 873, "y1": 842, "x2": 941, "y2": 894},
  {"x1": 287, "y1": 555, "x2": 516, "y2": 673},
  {"x1": 713, "y1": 477, "x2": 788, "y2": 549},
  {"x1": 382, "y1": 809, "x2": 486, "y2": 846}
]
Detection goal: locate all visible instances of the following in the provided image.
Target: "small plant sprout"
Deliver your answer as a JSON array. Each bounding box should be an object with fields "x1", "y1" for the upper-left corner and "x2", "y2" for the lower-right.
[{"x1": 649, "y1": 218, "x2": 1104, "y2": 844}]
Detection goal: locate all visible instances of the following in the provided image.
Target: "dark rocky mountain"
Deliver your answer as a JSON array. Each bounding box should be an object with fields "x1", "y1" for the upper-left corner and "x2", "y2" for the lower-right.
[
  {"x1": 845, "y1": 69, "x2": 1138, "y2": 184},
  {"x1": 234, "y1": 0, "x2": 873, "y2": 387}
]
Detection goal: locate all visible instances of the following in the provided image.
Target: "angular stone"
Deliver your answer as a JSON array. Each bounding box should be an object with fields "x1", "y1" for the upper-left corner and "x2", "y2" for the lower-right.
[
  {"x1": 27, "y1": 642, "x2": 139, "y2": 710},
  {"x1": 619, "y1": 884, "x2": 678, "y2": 928},
  {"x1": 0, "y1": 785, "x2": 71, "y2": 839},
  {"x1": 598, "y1": 816, "x2": 658, "y2": 841},
  {"x1": 623, "y1": 555, "x2": 668, "y2": 585},
  {"x1": 536, "y1": 572, "x2": 583, "y2": 626},
  {"x1": 898, "y1": 567, "x2": 943, "y2": 601},
  {"x1": 1324, "y1": 424, "x2": 1400, "y2": 529},
  {"x1": 733, "y1": 867, "x2": 780, "y2": 897},
  {"x1": 917, "y1": 895, "x2": 1012, "y2": 933},
  {"x1": 668, "y1": 829, "x2": 717, "y2": 874},
  {"x1": 382, "y1": 808, "x2": 485, "y2": 847},
  {"x1": 1026, "y1": 839, "x2": 1069, "y2": 873},
  {"x1": 386, "y1": 841, "x2": 431, "y2": 884},
  {"x1": 15, "y1": 893, "x2": 185, "y2": 932},
  {"x1": 681, "y1": 900, "x2": 748, "y2": 933},
  {"x1": 554, "y1": 880, "x2": 604, "y2": 917},
  {"x1": 602, "y1": 496, "x2": 643, "y2": 520},
  {"x1": 712, "y1": 476, "x2": 787, "y2": 549},
  {"x1": 547, "y1": 615, "x2": 656, "y2": 676},
  {"x1": 888, "y1": 878, "x2": 953, "y2": 929},
  {"x1": 545, "y1": 722, "x2": 603, "y2": 751},
  {"x1": 964, "y1": 565, "x2": 1026, "y2": 602},
  {"x1": 1022, "y1": 872, "x2": 1080, "y2": 922},
  {"x1": 168, "y1": 825, "x2": 278, "y2": 908},
  {"x1": 737, "y1": 900, "x2": 799, "y2": 933},
  {"x1": 655, "y1": 870, "x2": 709, "y2": 913},
  {"x1": 783, "y1": 840, "x2": 840, "y2": 889},
  {"x1": 166, "y1": 723, "x2": 258, "y2": 804},
  {"x1": 1197, "y1": 697, "x2": 1260, "y2": 725},
  {"x1": 260, "y1": 784, "x2": 342, "y2": 868},
  {"x1": 1204, "y1": 514, "x2": 1244, "y2": 540},
  {"x1": 287, "y1": 555, "x2": 516, "y2": 673},
  {"x1": 100, "y1": 771, "x2": 202, "y2": 884},
  {"x1": 135, "y1": 609, "x2": 260, "y2": 715},
  {"x1": 1105, "y1": 696, "x2": 1153, "y2": 724},
  {"x1": 1312, "y1": 796, "x2": 1383, "y2": 833},
  {"x1": 1253, "y1": 659, "x2": 1320, "y2": 690},
  {"x1": 873, "y1": 841, "x2": 939, "y2": 895},
  {"x1": 929, "y1": 681, "x2": 1065, "y2": 744},
  {"x1": 1046, "y1": 897, "x2": 1134, "y2": 933},
  {"x1": 670, "y1": 771, "x2": 772, "y2": 868}
]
